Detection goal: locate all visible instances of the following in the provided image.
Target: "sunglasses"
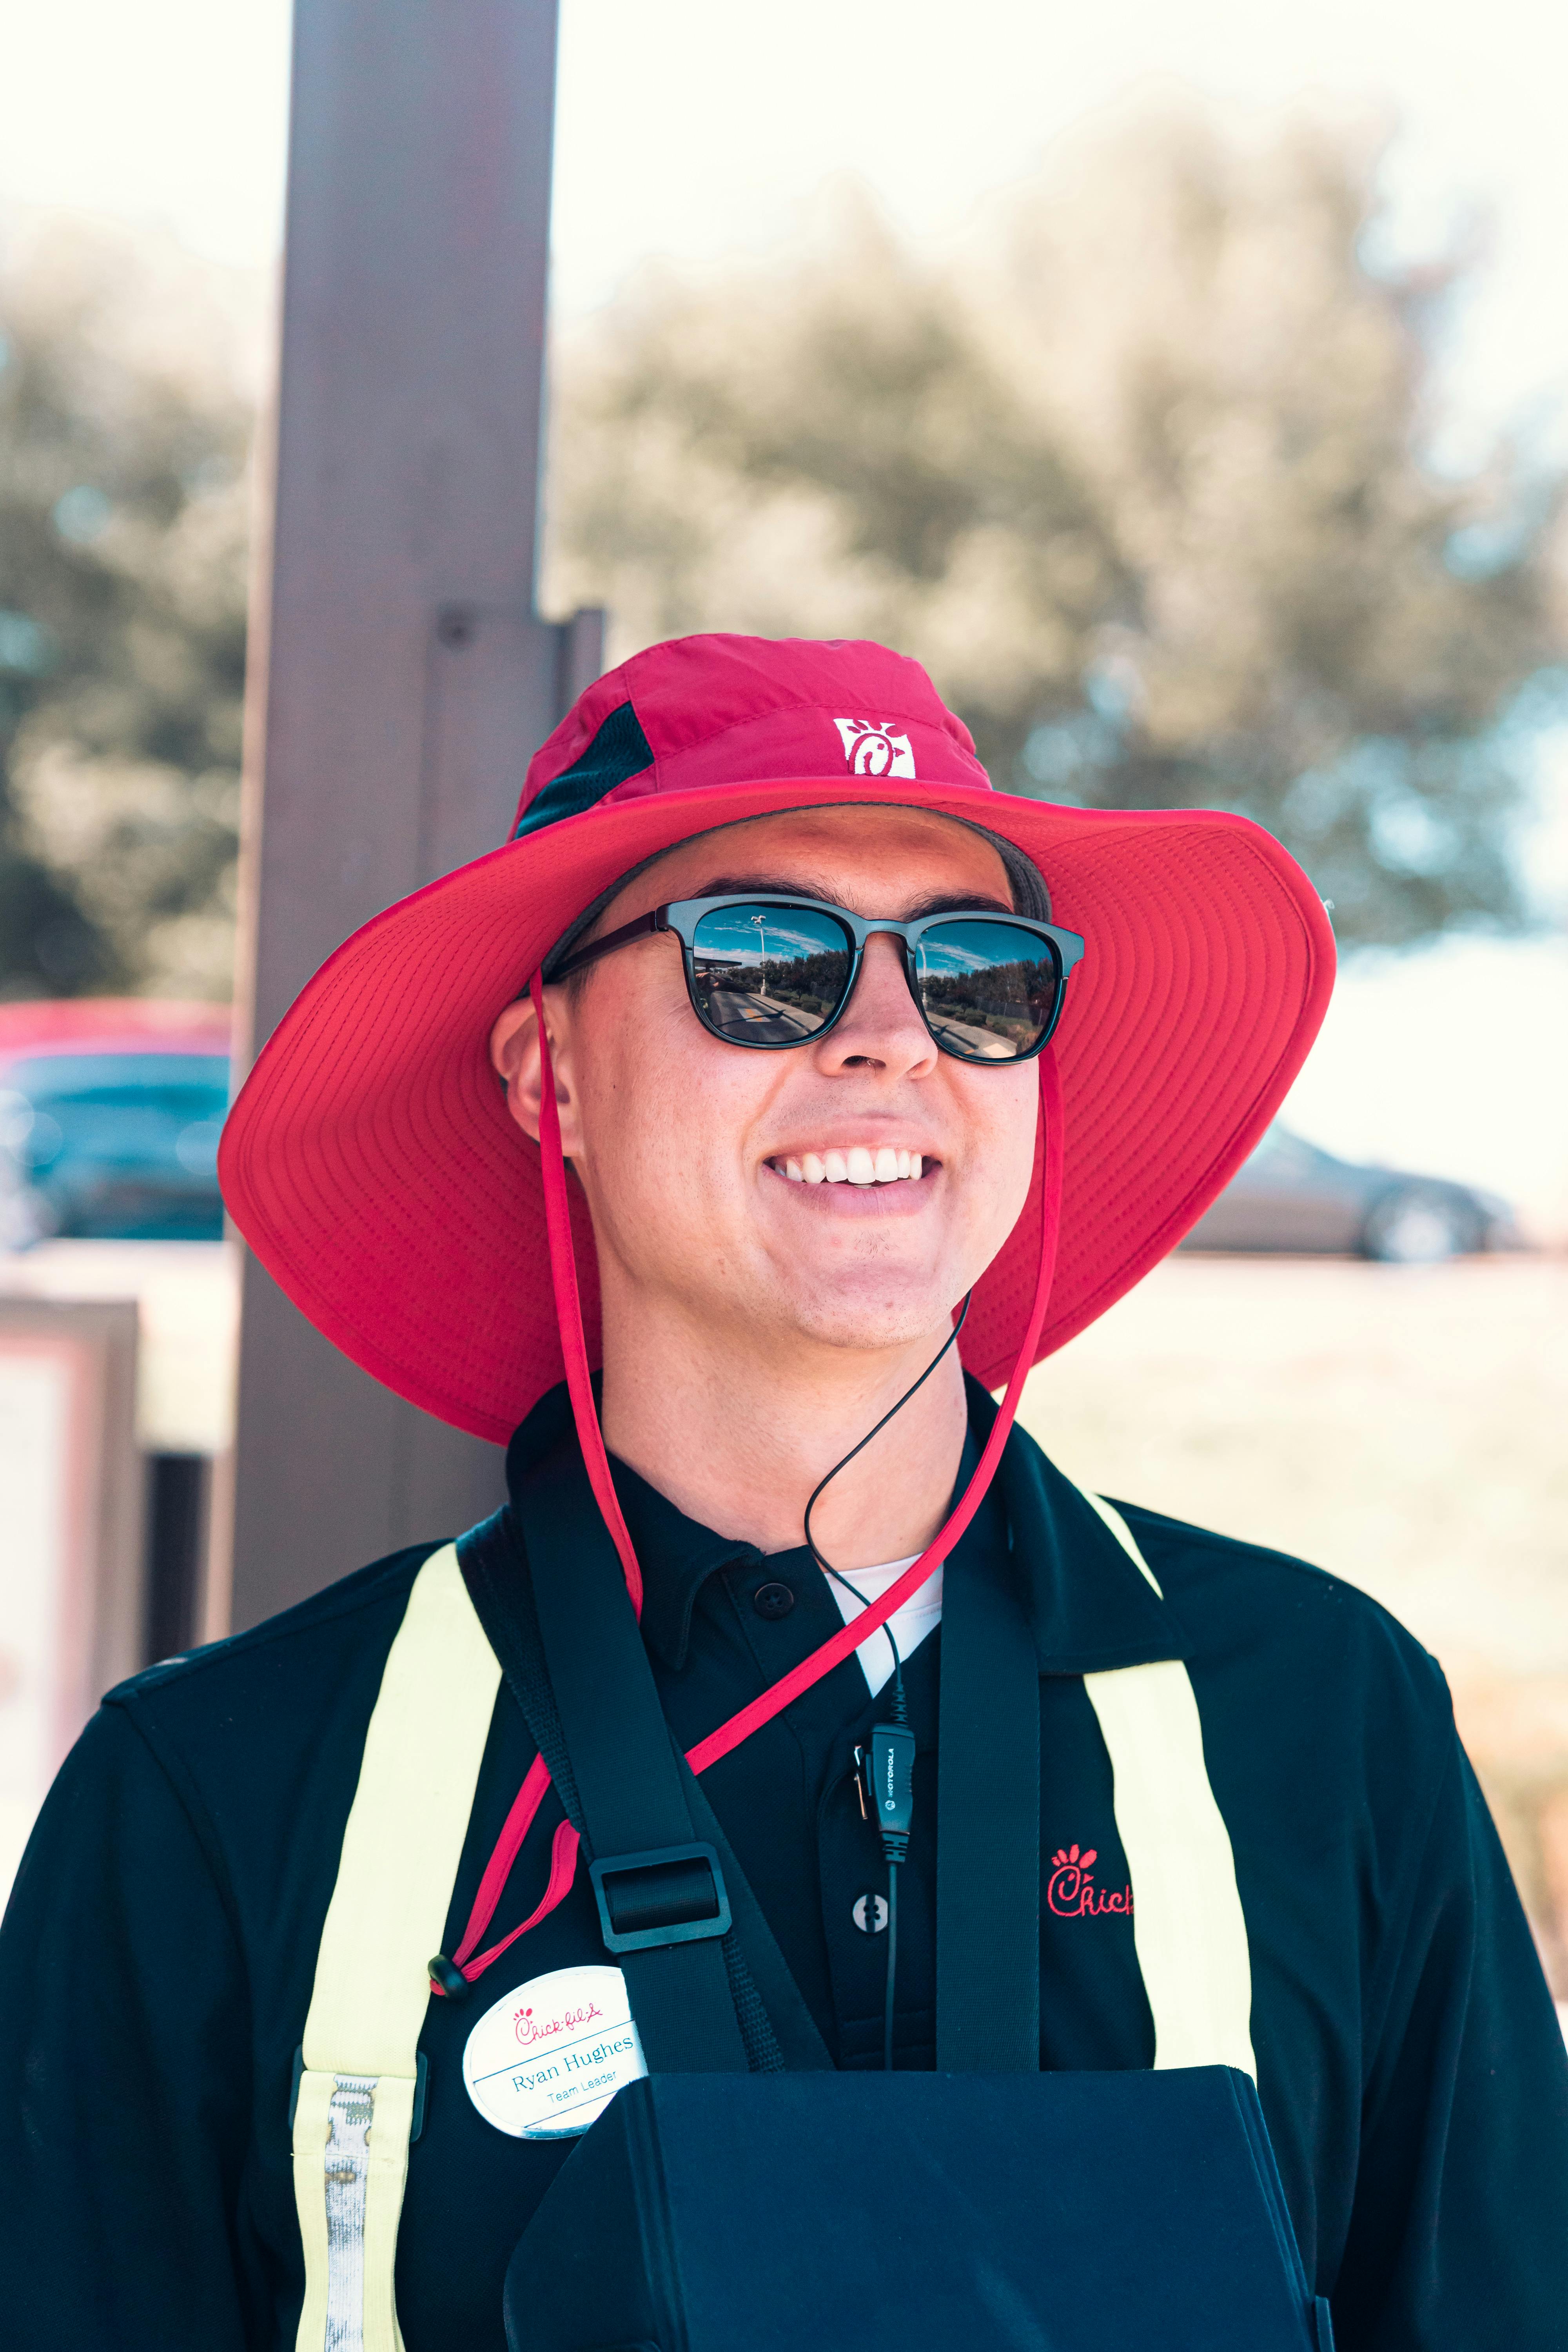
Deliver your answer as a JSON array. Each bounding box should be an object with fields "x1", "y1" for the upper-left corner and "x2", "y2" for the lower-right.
[{"x1": 551, "y1": 894, "x2": 1085, "y2": 1064}]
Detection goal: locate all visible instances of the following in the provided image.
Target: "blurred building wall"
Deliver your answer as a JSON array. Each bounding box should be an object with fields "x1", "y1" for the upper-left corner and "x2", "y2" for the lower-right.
[{"x1": 225, "y1": 0, "x2": 599, "y2": 1630}]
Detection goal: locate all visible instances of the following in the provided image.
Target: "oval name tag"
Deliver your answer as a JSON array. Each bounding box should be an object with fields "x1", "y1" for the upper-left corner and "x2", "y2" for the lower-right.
[{"x1": 462, "y1": 1963, "x2": 647, "y2": 2140}]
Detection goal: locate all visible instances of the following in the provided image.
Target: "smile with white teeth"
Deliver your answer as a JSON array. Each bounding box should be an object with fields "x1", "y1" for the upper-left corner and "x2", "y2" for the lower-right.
[{"x1": 772, "y1": 1147, "x2": 926, "y2": 1186}]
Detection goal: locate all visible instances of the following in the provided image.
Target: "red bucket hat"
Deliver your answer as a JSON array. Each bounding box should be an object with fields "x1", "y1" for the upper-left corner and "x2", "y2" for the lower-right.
[{"x1": 220, "y1": 633, "x2": 1334, "y2": 1445}]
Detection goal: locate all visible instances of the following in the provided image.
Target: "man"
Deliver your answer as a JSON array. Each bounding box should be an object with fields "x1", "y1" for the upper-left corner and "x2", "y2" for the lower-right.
[{"x1": 2, "y1": 633, "x2": 1564, "y2": 2349}]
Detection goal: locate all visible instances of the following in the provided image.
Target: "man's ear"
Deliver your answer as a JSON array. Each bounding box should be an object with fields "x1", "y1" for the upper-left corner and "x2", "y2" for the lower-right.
[{"x1": 488, "y1": 989, "x2": 584, "y2": 1154}]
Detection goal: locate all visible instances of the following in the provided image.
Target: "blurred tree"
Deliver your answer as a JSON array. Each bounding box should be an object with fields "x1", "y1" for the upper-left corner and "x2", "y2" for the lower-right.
[
  {"x1": 0, "y1": 218, "x2": 250, "y2": 999},
  {"x1": 546, "y1": 102, "x2": 1566, "y2": 946}
]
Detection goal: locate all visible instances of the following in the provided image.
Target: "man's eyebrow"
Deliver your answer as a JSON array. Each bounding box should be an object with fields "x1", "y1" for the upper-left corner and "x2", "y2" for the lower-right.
[
  {"x1": 898, "y1": 889, "x2": 1016, "y2": 920},
  {"x1": 677, "y1": 876, "x2": 1017, "y2": 918}
]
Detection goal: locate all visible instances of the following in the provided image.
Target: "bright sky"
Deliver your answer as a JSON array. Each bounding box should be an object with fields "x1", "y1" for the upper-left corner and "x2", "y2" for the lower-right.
[{"x1": 1, "y1": 0, "x2": 1565, "y2": 1218}]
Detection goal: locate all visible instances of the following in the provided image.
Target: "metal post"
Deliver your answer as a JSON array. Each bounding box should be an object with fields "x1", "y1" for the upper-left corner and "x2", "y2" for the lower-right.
[{"x1": 224, "y1": 0, "x2": 598, "y2": 1632}]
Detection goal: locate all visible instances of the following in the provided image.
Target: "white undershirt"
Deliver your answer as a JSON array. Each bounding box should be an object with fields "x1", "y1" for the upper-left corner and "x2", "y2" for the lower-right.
[{"x1": 826, "y1": 1552, "x2": 944, "y2": 1698}]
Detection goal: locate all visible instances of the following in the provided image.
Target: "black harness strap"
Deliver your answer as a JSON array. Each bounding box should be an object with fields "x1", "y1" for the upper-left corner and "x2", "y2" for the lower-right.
[
  {"x1": 458, "y1": 1508, "x2": 831, "y2": 2074},
  {"x1": 679, "y1": 1769, "x2": 833, "y2": 2072},
  {"x1": 935, "y1": 1532, "x2": 1040, "y2": 2069},
  {"x1": 514, "y1": 1451, "x2": 747, "y2": 2071},
  {"x1": 501, "y1": 1439, "x2": 848, "y2": 2078},
  {"x1": 465, "y1": 1414, "x2": 1044, "y2": 2078},
  {"x1": 457, "y1": 1514, "x2": 583, "y2": 1821}
]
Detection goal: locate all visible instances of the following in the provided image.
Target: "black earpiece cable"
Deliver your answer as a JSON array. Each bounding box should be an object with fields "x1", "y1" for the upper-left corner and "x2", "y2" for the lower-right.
[{"x1": 802, "y1": 1294, "x2": 972, "y2": 2071}]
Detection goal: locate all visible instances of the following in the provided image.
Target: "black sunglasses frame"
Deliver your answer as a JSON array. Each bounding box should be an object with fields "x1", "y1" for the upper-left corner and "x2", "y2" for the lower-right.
[{"x1": 550, "y1": 893, "x2": 1086, "y2": 1063}]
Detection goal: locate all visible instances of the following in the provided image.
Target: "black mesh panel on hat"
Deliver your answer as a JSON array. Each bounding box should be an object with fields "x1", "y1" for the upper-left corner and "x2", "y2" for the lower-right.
[{"x1": 514, "y1": 700, "x2": 655, "y2": 840}]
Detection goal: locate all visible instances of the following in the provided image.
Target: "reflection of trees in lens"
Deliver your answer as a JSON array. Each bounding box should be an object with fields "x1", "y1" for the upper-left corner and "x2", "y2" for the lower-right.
[
  {"x1": 697, "y1": 938, "x2": 845, "y2": 1010},
  {"x1": 691, "y1": 925, "x2": 850, "y2": 1038},
  {"x1": 694, "y1": 959, "x2": 762, "y2": 996},
  {"x1": 919, "y1": 954, "x2": 1057, "y2": 1044},
  {"x1": 763, "y1": 944, "x2": 850, "y2": 1015}
]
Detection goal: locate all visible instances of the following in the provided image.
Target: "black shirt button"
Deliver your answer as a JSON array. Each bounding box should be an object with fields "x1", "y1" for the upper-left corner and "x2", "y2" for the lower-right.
[{"x1": 753, "y1": 1580, "x2": 796, "y2": 1620}]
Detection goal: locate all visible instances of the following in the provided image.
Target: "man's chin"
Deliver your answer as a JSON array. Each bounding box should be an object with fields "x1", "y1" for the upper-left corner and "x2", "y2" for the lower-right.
[{"x1": 773, "y1": 1278, "x2": 966, "y2": 1361}]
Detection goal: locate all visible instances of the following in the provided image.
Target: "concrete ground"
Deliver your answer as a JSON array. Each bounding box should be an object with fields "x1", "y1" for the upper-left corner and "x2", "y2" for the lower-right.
[{"x1": 1018, "y1": 1254, "x2": 1568, "y2": 1991}]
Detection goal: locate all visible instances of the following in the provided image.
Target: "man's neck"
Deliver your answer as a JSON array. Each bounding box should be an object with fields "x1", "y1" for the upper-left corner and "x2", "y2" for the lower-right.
[{"x1": 597, "y1": 1305, "x2": 971, "y2": 1568}]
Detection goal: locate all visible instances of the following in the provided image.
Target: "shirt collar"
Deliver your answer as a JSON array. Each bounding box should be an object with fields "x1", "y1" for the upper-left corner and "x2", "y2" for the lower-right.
[
  {"x1": 505, "y1": 1375, "x2": 1185, "y2": 1677},
  {"x1": 504, "y1": 1378, "x2": 762, "y2": 1669},
  {"x1": 608, "y1": 1454, "x2": 762, "y2": 1669},
  {"x1": 967, "y1": 1376, "x2": 1184, "y2": 1671}
]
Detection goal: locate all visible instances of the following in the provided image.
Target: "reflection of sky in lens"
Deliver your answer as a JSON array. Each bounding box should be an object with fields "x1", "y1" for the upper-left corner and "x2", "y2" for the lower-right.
[
  {"x1": 695, "y1": 909, "x2": 844, "y2": 964},
  {"x1": 921, "y1": 923, "x2": 1038, "y2": 976}
]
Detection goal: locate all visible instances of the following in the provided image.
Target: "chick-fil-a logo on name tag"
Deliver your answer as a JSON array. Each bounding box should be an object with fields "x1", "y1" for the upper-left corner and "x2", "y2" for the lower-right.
[
  {"x1": 514, "y1": 1991, "x2": 603, "y2": 2049},
  {"x1": 463, "y1": 1965, "x2": 646, "y2": 2140}
]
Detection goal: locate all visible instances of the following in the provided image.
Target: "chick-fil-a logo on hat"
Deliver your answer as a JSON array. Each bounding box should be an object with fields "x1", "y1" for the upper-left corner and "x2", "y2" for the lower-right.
[
  {"x1": 1047, "y1": 1843, "x2": 1134, "y2": 1919},
  {"x1": 834, "y1": 717, "x2": 916, "y2": 778}
]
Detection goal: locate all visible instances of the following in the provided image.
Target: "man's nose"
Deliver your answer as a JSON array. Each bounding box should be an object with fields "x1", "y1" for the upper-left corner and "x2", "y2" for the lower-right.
[{"x1": 815, "y1": 931, "x2": 936, "y2": 1075}]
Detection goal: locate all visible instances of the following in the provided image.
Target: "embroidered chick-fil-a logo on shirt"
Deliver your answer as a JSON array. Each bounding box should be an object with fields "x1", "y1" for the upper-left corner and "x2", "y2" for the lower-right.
[
  {"x1": 1047, "y1": 1843, "x2": 1134, "y2": 1919},
  {"x1": 513, "y1": 1996, "x2": 604, "y2": 2050}
]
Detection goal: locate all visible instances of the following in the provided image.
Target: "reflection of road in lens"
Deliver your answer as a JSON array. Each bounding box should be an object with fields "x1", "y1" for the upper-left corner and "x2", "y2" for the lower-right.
[
  {"x1": 706, "y1": 987, "x2": 826, "y2": 1044},
  {"x1": 916, "y1": 931, "x2": 1057, "y2": 1062},
  {"x1": 923, "y1": 1013, "x2": 1020, "y2": 1060}
]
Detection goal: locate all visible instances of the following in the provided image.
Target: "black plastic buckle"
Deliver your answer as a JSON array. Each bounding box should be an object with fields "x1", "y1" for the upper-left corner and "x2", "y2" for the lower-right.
[{"x1": 588, "y1": 1840, "x2": 731, "y2": 1954}]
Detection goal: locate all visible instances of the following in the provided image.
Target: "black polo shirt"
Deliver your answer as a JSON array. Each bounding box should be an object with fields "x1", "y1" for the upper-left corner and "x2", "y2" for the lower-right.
[{"x1": 2, "y1": 1383, "x2": 1564, "y2": 2352}]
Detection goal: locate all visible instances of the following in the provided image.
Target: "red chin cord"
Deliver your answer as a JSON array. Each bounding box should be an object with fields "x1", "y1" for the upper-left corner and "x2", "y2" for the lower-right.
[
  {"x1": 436, "y1": 976, "x2": 1063, "y2": 1993},
  {"x1": 528, "y1": 971, "x2": 645, "y2": 1615}
]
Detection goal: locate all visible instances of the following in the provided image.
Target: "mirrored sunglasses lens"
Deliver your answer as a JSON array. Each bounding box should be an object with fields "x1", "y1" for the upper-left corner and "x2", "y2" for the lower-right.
[
  {"x1": 690, "y1": 905, "x2": 852, "y2": 1045},
  {"x1": 916, "y1": 922, "x2": 1060, "y2": 1061}
]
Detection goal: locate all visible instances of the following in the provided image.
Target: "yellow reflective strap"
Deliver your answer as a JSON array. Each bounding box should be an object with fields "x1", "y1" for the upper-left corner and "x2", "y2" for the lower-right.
[
  {"x1": 1078, "y1": 1493, "x2": 1257, "y2": 2082},
  {"x1": 361, "y1": 2073, "x2": 419, "y2": 2351},
  {"x1": 1076, "y1": 1487, "x2": 1166, "y2": 1599},
  {"x1": 293, "y1": 1543, "x2": 502, "y2": 2352},
  {"x1": 291, "y1": 2069, "x2": 335, "y2": 2352}
]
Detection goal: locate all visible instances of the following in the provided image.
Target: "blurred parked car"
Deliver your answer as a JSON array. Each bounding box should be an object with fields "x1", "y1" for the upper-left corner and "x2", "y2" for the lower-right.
[
  {"x1": 0, "y1": 1001, "x2": 232, "y2": 1246},
  {"x1": 1180, "y1": 1123, "x2": 1521, "y2": 1262}
]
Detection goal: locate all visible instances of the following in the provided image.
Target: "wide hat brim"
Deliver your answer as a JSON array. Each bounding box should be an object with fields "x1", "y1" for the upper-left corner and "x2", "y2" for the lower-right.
[{"x1": 220, "y1": 775, "x2": 1334, "y2": 1444}]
